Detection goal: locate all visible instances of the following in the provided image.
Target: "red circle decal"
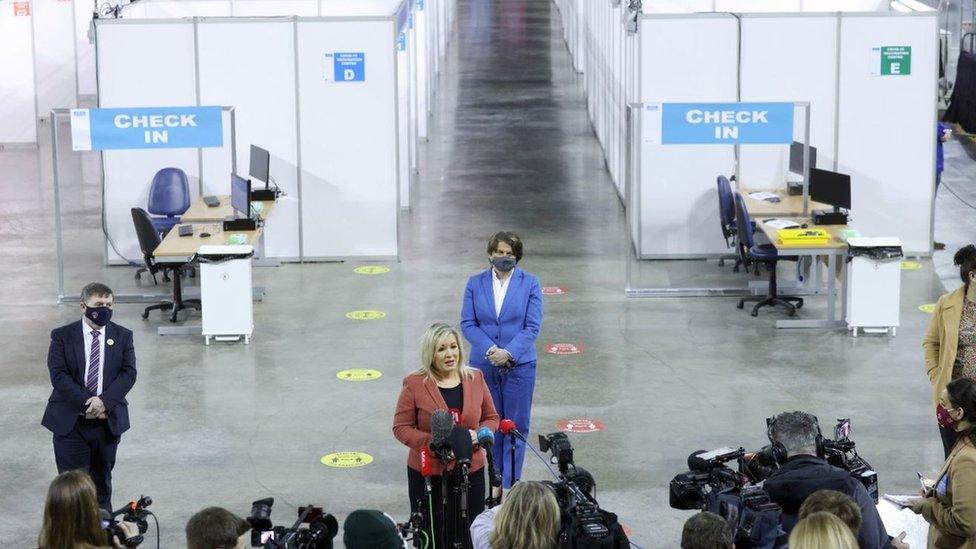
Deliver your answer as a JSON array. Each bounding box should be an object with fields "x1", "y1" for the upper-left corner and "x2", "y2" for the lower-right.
[
  {"x1": 542, "y1": 286, "x2": 568, "y2": 296},
  {"x1": 556, "y1": 419, "x2": 605, "y2": 433},
  {"x1": 545, "y1": 343, "x2": 584, "y2": 355}
]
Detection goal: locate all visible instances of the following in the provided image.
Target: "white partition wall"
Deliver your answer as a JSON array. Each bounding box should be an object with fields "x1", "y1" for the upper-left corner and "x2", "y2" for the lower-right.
[
  {"x1": 0, "y1": 3, "x2": 37, "y2": 145},
  {"x1": 75, "y1": 0, "x2": 97, "y2": 99},
  {"x1": 33, "y1": 0, "x2": 78, "y2": 118},
  {"x1": 96, "y1": 6, "x2": 404, "y2": 261}
]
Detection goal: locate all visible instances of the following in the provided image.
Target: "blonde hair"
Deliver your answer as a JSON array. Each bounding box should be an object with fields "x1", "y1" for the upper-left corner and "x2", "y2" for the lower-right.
[
  {"x1": 489, "y1": 481, "x2": 561, "y2": 549},
  {"x1": 418, "y1": 323, "x2": 475, "y2": 381},
  {"x1": 38, "y1": 471, "x2": 107, "y2": 549},
  {"x1": 788, "y1": 511, "x2": 858, "y2": 549}
]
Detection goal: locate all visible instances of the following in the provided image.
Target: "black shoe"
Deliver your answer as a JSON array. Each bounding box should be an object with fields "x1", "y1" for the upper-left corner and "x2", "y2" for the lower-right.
[{"x1": 935, "y1": 241, "x2": 946, "y2": 250}]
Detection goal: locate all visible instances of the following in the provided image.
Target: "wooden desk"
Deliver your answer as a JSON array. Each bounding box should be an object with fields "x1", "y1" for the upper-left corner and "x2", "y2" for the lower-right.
[
  {"x1": 181, "y1": 195, "x2": 276, "y2": 223},
  {"x1": 755, "y1": 216, "x2": 850, "y2": 329},
  {"x1": 742, "y1": 191, "x2": 830, "y2": 217},
  {"x1": 154, "y1": 222, "x2": 263, "y2": 262}
]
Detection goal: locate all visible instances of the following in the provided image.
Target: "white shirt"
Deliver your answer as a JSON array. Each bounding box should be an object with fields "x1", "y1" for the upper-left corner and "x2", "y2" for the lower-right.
[
  {"x1": 492, "y1": 269, "x2": 512, "y2": 318},
  {"x1": 469, "y1": 507, "x2": 497, "y2": 549},
  {"x1": 82, "y1": 321, "x2": 106, "y2": 395}
]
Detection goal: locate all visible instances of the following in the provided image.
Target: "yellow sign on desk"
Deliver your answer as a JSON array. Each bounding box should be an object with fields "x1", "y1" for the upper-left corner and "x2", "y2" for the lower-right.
[{"x1": 778, "y1": 228, "x2": 830, "y2": 245}]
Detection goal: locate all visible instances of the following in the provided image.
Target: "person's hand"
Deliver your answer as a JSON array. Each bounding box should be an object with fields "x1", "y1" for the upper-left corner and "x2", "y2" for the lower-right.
[
  {"x1": 919, "y1": 478, "x2": 935, "y2": 498},
  {"x1": 942, "y1": 128, "x2": 953, "y2": 142},
  {"x1": 85, "y1": 396, "x2": 106, "y2": 418},
  {"x1": 97, "y1": 411, "x2": 108, "y2": 420},
  {"x1": 890, "y1": 532, "x2": 909, "y2": 549},
  {"x1": 488, "y1": 348, "x2": 511, "y2": 367},
  {"x1": 470, "y1": 429, "x2": 479, "y2": 446},
  {"x1": 112, "y1": 521, "x2": 139, "y2": 548}
]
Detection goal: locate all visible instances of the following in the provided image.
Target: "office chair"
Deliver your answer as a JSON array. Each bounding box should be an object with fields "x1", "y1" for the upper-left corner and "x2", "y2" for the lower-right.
[
  {"x1": 716, "y1": 175, "x2": 746, "y2": 272},
  {"x1": 131, "y1": 208, "x2": 200, "y2": 322},
  {"x1": 733, "y1": 193, "x2": 804, "y2": 317},
  {"x1": 147, "y1": 167, "x2": 191, "y2": 236}
]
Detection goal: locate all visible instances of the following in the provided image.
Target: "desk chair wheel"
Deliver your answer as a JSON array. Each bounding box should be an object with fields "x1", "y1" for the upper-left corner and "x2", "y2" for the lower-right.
[{"x1": 736, "y1": 300, "x2": 745, "y2": 309}]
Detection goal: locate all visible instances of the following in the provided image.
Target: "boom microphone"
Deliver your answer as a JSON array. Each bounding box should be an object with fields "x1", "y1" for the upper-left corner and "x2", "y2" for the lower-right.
[
  {"x1": 449, "y1": 425, "x2": 474, "y2": 465},
  {"x1": 431, "y1": 409, "x2": 455, "y2": 463},
  {"x1": 420, "y1": 446, "x2": 433, "y2": 478},
  {"x1": 478, "y1": 427, "x2": 502, "y2": 489},
  {"x1": 499, "y1": 419, "x2": 525, "y2": 441},
  {"x1": 476, "y1": 426, "x2": 495, "y2": 447}
]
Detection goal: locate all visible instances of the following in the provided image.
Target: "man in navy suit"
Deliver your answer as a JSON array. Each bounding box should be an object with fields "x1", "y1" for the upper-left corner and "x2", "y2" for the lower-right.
[
  {"x1": 42, "y1": 282, "x2": 137, "y2": 512},
  {"x1": 461, "y1": 232, "x2": 543, "y2": 492}
]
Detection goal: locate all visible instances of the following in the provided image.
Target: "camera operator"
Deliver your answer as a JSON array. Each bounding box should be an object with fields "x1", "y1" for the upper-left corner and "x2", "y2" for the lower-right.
[
  {"x1": 343, "y1": 510, "x2": 406, "y2": 549},
  {"x1": 680, "y1": 511, "x2": 734, "y2": 549},
  {"x1": 185, "y1": 507, "x2": 251, "y2": 549},
  {"x1": 469, "y1": 481, "x2": 561, "y2": 549},
  {"x1": 37, "y1": 470, "x2": 138, "y2": 549},
  {"x1": 762, "y1": 411, "x2": 892, "y2": 549}
]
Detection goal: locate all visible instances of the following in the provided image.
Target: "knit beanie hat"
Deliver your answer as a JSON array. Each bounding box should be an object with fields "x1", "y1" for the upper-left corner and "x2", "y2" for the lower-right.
[{"x1": 343, "y1": 509, "x2": 403, "y2": 549}]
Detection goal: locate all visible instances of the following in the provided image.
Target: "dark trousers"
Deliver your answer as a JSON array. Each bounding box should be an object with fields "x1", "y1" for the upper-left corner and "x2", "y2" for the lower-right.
[
  {"x1": 408, "y1": 466, "x2": 485, "y2": 548},
  {"x1": 940, "y1": 423, "x2": 959, "y2": 459},
  {"x1": 54, "y1": 418, "x2": 120, "y2": 513},
  {"x1": 477, "y1": 362, "x2": 537, "y2": 488}
]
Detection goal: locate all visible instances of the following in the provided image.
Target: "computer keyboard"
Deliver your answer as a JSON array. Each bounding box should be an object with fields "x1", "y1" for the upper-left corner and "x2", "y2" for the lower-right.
[{"x1": 203, "y1": 195, "x2": 221, "y2": 207}]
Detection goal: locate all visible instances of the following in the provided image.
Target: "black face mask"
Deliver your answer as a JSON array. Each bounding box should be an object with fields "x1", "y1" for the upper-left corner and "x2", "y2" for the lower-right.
[
  {"x1": 490, "y1": 256, "x2": 517, "y2": 273},
  {"x1": 84, "y1": 306, "x2": 113, "y2": 327}
]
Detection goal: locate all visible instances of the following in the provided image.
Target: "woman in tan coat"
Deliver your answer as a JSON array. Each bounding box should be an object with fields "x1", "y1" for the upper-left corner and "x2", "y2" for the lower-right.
[
  {"x1": 925, "y1": 245, "x2": 976, "y2": 457},
  {"x1": 912, "y1": 378, "x2": 976, "y2": 548}
]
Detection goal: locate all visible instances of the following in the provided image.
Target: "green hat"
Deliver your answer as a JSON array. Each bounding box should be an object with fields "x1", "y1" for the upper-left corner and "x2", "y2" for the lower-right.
[{"x1": 343, "y1": 510, "x2": 403, "y2": 549}]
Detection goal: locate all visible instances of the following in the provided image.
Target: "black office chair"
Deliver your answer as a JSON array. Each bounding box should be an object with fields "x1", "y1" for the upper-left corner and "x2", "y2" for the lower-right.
[
  {"x1": 732, "y1": 194, "x2": 804, "y2": 316},
  {"x1": 716, "y1": 175, "x2": 749, "y2": 272},
  {"x1": 131, "y1": 208, "x2": 200, "y2": 322}
]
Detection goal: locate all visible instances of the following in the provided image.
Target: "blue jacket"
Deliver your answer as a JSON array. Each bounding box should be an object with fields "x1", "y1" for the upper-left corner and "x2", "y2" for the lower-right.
[
  {"x1": 42, "y1": 320, "x2": 136, "y2": 437},
  {"x1": 938, "y1": 122, "x2": 949, "y2": 174},
  {"x1": 460, "y1": 268, "x2": 543, "y2": 368}
]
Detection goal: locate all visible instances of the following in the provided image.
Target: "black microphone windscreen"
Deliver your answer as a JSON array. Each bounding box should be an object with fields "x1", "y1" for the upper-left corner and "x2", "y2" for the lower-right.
[
  {"x1": 431, "y1": 410, "x2": 454, "y2": 446},
  {"x1": 449, "y1": 425, "x2": 473, "y2": 462},
  {"x1": 687, "y1": 450, "x2": 710, "y2": 472}
]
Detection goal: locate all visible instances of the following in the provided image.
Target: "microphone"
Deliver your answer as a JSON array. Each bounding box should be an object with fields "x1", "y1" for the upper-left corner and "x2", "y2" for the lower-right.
[
  {"x1": 687, "y1": 450, "x2": 710, "y2": 472},
  {"x1": 419, "y1": 446, "x2": 433, "y2": 492},
  {"x1": 478, "y1": 427, "x2": 502, "y2": 489},
  {"x1": 449, "y1": 425, "x2": 474, "y2": 466},
  {"x1": 430, "y1": 409, "x2": 455, "y2": 463},
  {"x1": 499, "y1": 419, "x2": 525, "y2": 441}
]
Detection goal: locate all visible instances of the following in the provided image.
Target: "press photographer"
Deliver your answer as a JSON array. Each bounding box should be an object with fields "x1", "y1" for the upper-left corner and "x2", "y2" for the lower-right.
[
  {"x1": 37, "y1": 471, "x2": 140, "y2": 549},
  {"x1": 762, "y1": 411, "x2": 891, "y2": 549},
  {"x1": 186, "y1": 507, "x2": 251, "y2": 549}
]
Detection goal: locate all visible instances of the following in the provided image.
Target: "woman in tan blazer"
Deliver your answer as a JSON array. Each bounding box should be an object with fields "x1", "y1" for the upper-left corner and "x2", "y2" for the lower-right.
[
  {"x1": 912, "y1": 377, "x2": 976, "y2": 548},
  {"x1": 925, "y1": 245, "x2": 976, "y2": 457},
  {"x1": 393, "y1": 322, "x2": 500, "y2": 547}
]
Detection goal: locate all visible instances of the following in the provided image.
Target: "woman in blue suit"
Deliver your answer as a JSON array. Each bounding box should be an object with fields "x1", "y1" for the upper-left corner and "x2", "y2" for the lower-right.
[{"x1": 461, "y1": 231, "x2": 543, "y2": 492}]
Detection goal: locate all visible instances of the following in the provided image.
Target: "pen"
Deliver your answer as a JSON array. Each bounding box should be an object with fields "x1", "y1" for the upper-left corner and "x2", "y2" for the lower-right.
[{"x1": 918, "y1": 471, "x2": 928, "y2": 492}]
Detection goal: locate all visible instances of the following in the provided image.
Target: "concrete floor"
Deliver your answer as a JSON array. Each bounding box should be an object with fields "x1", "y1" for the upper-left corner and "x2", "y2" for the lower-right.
[{"x1": 0, "y1": 0, "x2": 970, "y2": 546}]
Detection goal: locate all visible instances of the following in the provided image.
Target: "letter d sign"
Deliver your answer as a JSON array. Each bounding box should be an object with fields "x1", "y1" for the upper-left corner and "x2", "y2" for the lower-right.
[{"x1": 344, "y1": 69, "x2": 356, "y2": 81}]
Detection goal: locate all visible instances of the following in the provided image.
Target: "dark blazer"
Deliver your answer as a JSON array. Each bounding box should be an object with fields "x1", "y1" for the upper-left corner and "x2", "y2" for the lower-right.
[
  {"x1": 392, "y1": 370, "x2": 500, "y2": 476},
  {"x1": 460, "y1": 268, "x2": 543, "y2": 368},
  {"x1": 42, "y1": 320, "x2": 136, "y2": 437}
]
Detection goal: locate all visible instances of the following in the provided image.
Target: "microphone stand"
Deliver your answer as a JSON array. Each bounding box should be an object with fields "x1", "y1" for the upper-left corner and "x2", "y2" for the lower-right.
[
  {"x1": 453, "y1": 462, "x2": 472, "y2": 549},
  {"x1": 509, "y1": 431, "x2": 518, "y2": 487},
  {"x1": 484, "y1": 448, "x2": 502, "y2": 508}
]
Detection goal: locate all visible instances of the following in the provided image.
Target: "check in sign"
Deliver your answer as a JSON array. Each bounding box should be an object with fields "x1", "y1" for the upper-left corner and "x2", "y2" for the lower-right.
[
  {"x1": 659, "y1": 102, "x2": 794, "y2": 145},
  {"x1": 70, "y1": 107, "x2": 223, "y2": 151}
]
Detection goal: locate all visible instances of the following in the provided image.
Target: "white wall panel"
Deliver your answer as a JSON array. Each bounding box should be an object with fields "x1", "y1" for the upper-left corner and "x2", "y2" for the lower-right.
[
  {"x1": 97, "y1": 21, "x2": 198, "y2": 263},
  {"x1": 197, "y1": 20, "x2": 299, "y2": 259},
  {"x1": 75, "y1": 0, "x2": 96, "y2": 97},
  {"x1": 738, "y1": 15, "x2": 837, "y2": 191},
  {"x1": 0, "y1": 3, "x2": 37, "y2": 144},
  {"x1": 638, "y1": 16, "x2": 737, "y2": 257},
  {"x1": 837, "y1": 13, "x2": 937, "y2": 254},
  {"x1": 34, "y1": 0, "x2": 78, "y2": 117},
  {"x1": 297, "y1": 19, "x2": 398, "y2": 258},
  {"x1": 642, "y1": 0, "x2": 711, "y2": 14},
  {"x1": 714, "y1": 0, "x2": 800, "y2": 11}
]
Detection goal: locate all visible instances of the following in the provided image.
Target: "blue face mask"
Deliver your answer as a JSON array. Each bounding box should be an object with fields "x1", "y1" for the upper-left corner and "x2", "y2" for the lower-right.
[
  {"x1": 491, "y1": 256, "x2": 517, "y2": 272},
  {"x1": 84, "y1": 306, "x2": 113, "y2": 327}
]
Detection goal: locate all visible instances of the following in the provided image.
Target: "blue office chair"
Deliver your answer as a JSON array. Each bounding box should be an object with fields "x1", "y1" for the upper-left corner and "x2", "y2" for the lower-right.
[
  {"x1": 148, "y1": 168, "x2": 191, "y2": 235},
  {"x1": 716, "y1": 175, "x2": 750, "y2": 272},
  {"x1": 733, "y1": 192, "x2": 804, "y2": 317}
]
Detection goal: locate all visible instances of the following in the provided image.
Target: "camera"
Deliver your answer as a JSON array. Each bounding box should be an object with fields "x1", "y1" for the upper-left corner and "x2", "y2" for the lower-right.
[
  {"x1": 248, "y1": 498, "x2": 338, "y2": 549},
  {"x1": 538, "y1": 433, "x2": 630, "y2": 549},
  {"x1": 103, "y1": 496, "x2": 153, "y2": 548}
]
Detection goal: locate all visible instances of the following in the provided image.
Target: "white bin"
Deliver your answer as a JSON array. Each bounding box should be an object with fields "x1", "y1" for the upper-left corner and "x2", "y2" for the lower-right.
[
  {"x1": 846, "y1": 237, "x2": 903, "y2": 337},
  {"x1": 199, "y1": 245, "x2": 254, "y2": 344}
]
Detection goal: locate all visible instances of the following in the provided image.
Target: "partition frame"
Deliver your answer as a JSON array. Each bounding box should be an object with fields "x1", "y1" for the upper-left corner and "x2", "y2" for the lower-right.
[{"x1": 51, "y1": 106, "x2": 237, "y2": 304}]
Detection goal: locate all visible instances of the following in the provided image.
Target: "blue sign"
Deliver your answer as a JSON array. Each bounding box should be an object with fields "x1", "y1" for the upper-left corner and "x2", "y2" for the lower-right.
[
  {"x1": 71, "y1": 106, "x2": 223, "y2": 150},
  {"x1": 660, "y1": 102, "x2": 794, "y2": 145},
  {"x1": 397, "y1": 33, "x2": 406, "y2": 52},
  {"x1": 418, "y1": 0, "x2": 424, "y2": 10},
  {"x1": 329, "y1": 52, "x2": 365, "y2": 82}
]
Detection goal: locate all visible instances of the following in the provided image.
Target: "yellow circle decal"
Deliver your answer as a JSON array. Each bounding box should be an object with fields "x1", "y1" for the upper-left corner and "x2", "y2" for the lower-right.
[
  {"x1": 354, "y1": 266, "x2": 390, "y2": 275},
  {"x1": 919, "y1": 303, "x2": 937, "y2": 314},
  {"x1": 337, "y1": 368, "x2": 383, "y2": 381},
  {"x1": 345, "y1": 310, "x2": 387, "y2": 320},
  {"x1": 902, "y1": 261, "x2": 922, "y2": 271},
  {"x1": 321, "y1": 452, "x2": 373, "y2": 468}
]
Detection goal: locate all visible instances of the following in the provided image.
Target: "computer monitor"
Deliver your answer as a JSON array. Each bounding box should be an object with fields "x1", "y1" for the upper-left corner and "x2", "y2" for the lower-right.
[
  {"x1": 249, "y1": 145, "x2": 270, "y2": 187},
  {"x1": 809, "y1": 168, "x2": 851, "y2": 211},
  {"x1": 231, "y1": 173, "x2": 251, "y2": 217},
  {"x1": 789, "y1": 141, "x2": 817, "y2": 175}
]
